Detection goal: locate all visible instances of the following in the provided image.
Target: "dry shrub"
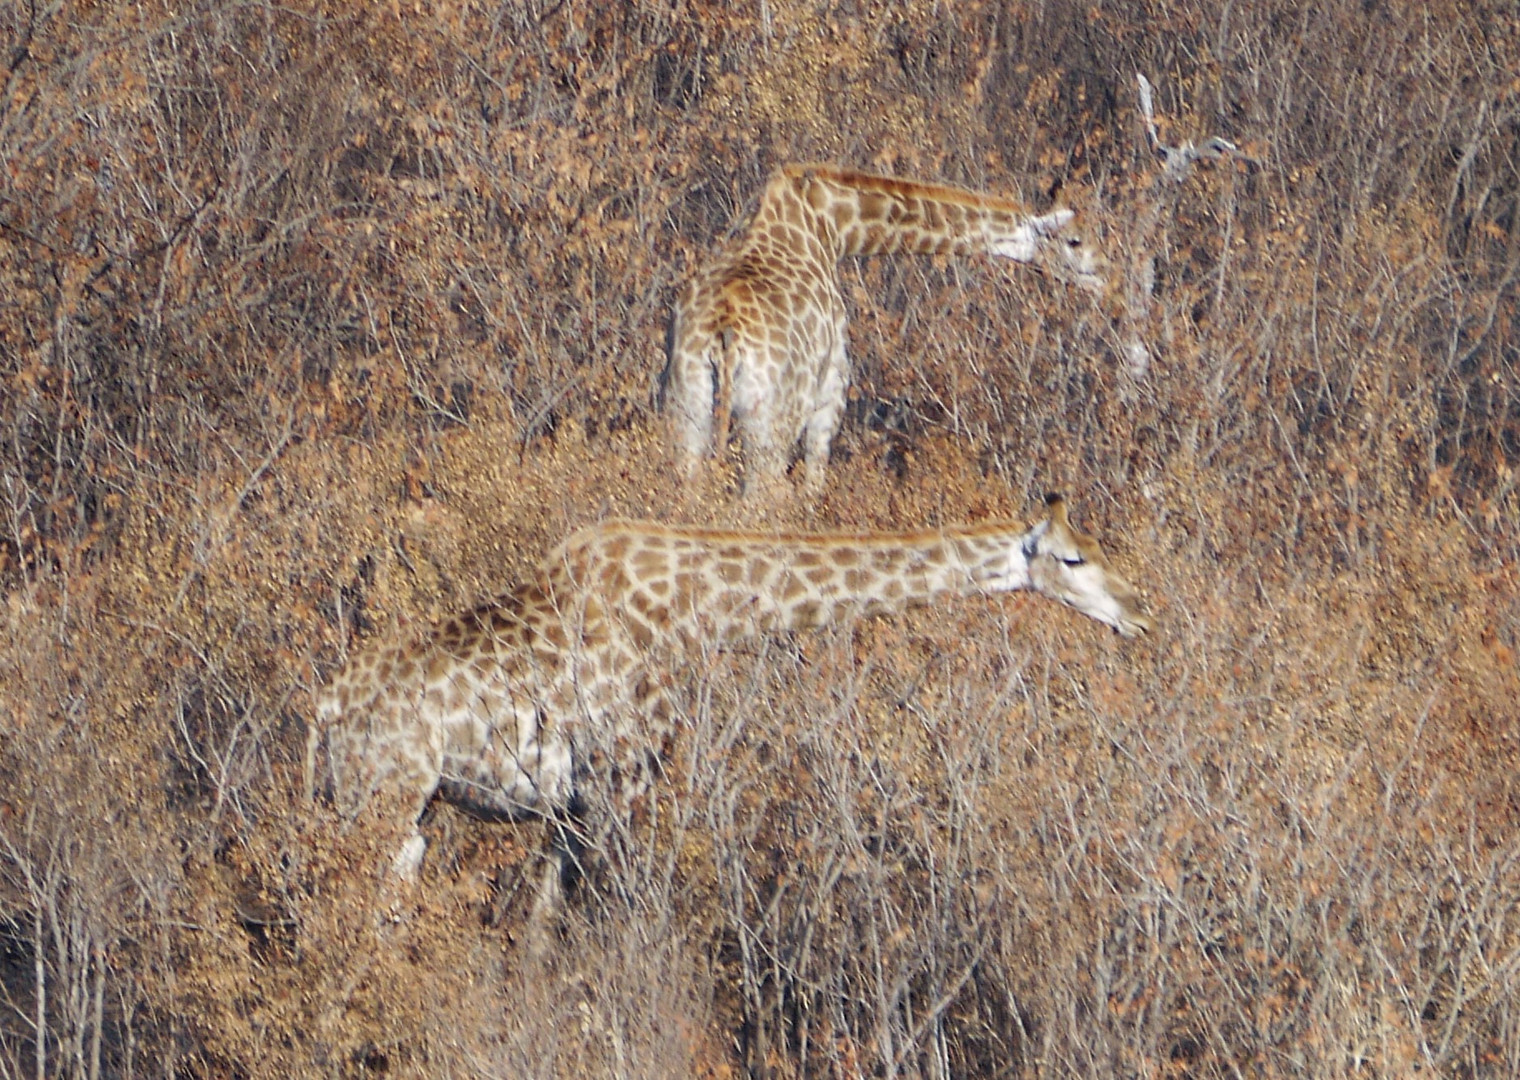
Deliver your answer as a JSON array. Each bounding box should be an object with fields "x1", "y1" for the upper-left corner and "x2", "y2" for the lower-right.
[{"x1": 0, "y1": 0, "x2": 1517, "y2": 1076}]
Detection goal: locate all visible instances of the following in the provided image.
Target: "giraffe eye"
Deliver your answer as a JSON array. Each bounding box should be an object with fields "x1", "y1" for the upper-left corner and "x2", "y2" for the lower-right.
[{"x1": 1061, "y1": 554, "x2": 1086, "y2": 566}]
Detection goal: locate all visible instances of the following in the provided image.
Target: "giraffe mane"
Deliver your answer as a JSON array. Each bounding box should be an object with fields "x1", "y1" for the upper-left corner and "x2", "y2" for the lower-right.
[
  {"x1": 781, "y1": 162, "x2": 1042, "y2": 216},
  {"x1": 575, "y1": 517, "x2": 1027, "y2": 547}
]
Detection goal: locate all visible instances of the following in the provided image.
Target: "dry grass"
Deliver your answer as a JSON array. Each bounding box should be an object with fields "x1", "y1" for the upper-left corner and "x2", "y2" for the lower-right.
[{"x1": 0, "y1": 0, "x2": 1516, "y2": 1076}]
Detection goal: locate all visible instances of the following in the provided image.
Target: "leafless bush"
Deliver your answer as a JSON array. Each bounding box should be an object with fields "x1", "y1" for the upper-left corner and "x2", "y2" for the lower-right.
[{"x1": 0, "y1": 0, "x2": 1516, "y2": 1075}]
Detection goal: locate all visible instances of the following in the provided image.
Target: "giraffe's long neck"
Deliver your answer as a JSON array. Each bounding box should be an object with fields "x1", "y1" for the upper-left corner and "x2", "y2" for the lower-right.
[
  {"x1": 788, "y1": 164, "x2": 1062, "y2": 261},
  {"x1": 567, "y1": 521, "x2": 1032, "y2": 647},
  {"x1": 743, "y1": 525, "x2": 1033, "y2": 631}
]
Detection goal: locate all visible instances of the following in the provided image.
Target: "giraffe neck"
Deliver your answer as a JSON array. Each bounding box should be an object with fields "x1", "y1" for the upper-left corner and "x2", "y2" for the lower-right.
[
  {"x1": 568, "y1": 521, "x2": 1034, "y2": 645},
  {"x1": 752, "y1": 525, "x2": 1035, "y2": 630},
  {"x1": 785, "y1": 164, "x2": 1065, "y2": 261}
]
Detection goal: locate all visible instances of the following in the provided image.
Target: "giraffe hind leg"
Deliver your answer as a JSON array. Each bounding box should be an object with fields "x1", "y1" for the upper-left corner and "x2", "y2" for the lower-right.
[
  {"x1": 668, "y1": 338, "x2": 718, "y2": 466},
  {"x1": 711, "y1": 329, "x2": 737, "y2": 456},
  {"x1": 392, "y1": 834, "x2": 428, "y2": 878},
  {"x1": 378, "y1": 727, "x2": 446, "y2": 881},
  {"x1": 800, "y1": 342, "x2": 849, "y2": 491},
  {"x1": 523, "y1": 807, "x2": 588, "y2": 950},
  {"x1": 733, "y1": 376, "x2": 793, "y2": 493}
]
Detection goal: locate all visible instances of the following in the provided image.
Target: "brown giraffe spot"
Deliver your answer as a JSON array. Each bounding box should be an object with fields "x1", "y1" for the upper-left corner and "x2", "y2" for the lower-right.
[
  {"x1": 631, "y1": 548, "x2": 667, "y2": 579},
  {"x1": 539, "y1": 619, "x2": 569, "y2": 650},
  {"x1": 643, "y1": 599, "x2": 671, "y2": 631},
  {"x1": 672, "y1": 572, "x2": 699, "y2": 613},
  {"x1": 804, "y1": 565, "x2": 835, "y2": 586},
  {"x1": 856, "y1": 191, "x2": 890, "y2": 222},
  {"x1": 844, "y1": 568, "x2": 877, "y2": 593},
  {"x1": 599, "y1": 562, "x2": 631, "y2": 595},
  {"x1": 579, "y1": 618, "x2": 611, "y2": 650},
  {"x1": 624, "y1": 615, "x2": 655, "y2": 650},
  {"x1": 600, "y1": 534, "x2": 631, "y2": 562}
]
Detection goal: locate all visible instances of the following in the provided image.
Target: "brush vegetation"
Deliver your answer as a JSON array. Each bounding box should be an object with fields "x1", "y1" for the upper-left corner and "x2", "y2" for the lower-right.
[{"x1": 1, "y1": 1, "x2": 1517, "y2": 1076}]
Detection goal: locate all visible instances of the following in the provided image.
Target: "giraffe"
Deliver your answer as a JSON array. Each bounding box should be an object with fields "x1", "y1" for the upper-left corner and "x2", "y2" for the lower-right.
[
  {"x1": 308, "y1": 494, "x2": 1148, "y2": 897},
  {"x1": 665, "y1": 164, "x2": 1107, "y2": 491}
]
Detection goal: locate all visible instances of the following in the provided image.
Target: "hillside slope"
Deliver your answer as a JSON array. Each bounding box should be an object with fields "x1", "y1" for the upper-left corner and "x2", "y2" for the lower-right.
[{"x1": 1, "y1": 1, "x2": 1516, "y2": 1076}]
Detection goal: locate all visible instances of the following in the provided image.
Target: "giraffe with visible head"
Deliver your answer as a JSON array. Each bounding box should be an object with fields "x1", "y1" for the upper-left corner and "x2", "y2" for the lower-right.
[
  {"x1": 666, "y1": 164, "x2": 1107, "y2": 491},
  {"x1": 308, "y1": 495, "x2": 1148, "y2": 896}
]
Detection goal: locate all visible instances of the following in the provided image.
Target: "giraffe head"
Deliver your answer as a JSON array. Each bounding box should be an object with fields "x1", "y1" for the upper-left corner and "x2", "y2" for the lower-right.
[
  {"x1": 1019, "y1": 494, "x2": 1150, "y2": 637},
  {"x1": 987, "y1": 208, "x2": 1107, "y2": 294}
]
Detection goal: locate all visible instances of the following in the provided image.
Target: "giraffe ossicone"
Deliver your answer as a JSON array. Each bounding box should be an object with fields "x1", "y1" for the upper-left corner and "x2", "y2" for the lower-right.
[
  {"x1": 308, "y1": 495, "x2": 1148, "y2": 887},
  {"x1": 666, "y1": 164, "x2": 1107, "y2": 491}
]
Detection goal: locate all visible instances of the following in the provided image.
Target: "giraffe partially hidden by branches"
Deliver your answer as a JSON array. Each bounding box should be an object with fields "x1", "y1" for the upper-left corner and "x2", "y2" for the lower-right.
[
  {"x1": 665, "y1": 164, "x2": 1107, "y2": 492},
  {"x1": 308, "y1": 495, "x2": 1149, "y2": 914}
]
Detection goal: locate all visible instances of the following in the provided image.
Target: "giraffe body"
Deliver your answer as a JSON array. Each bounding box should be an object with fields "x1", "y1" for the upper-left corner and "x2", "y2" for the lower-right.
[
  {"x1": 310, "y1": 496, "x2": 1147, "y2": 880},
  {"x1": 667, "y1": 164, "x2": 1106, "y2": 489}
]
